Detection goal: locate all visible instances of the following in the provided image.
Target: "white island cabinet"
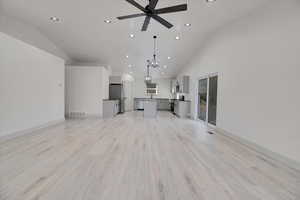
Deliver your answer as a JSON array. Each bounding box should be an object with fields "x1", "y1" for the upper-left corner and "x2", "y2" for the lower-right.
[
  {"x1": 174, "y1": 100, "x2": 191, "y2": 118},
  {"x1": 143, "y1": 100, "x2": 157, "y2": 118}
]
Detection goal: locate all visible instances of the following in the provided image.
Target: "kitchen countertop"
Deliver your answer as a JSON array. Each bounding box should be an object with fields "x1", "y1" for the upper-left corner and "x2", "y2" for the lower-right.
[
  {"x1": 134, "y1": 98, "x2": 176, "y2": 101},
  {"x1": 134, "y1": 98, "x2": 192, "y2": 102},
  {"x1": 174, "y1": 99, "x2": 191, "y2": 102}
]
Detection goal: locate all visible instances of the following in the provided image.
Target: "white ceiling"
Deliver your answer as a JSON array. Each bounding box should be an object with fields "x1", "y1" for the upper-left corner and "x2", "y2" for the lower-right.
[{"x1": 1, "y1": 0, "x2": 271, "y2": 78}]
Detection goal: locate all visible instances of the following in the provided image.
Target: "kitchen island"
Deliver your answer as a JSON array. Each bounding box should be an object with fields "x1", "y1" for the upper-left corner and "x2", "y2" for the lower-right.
[
  {"x1": 143, "y1": 99, "x2": 157, "y2": 118},
  {"x1": 134, "y1": 98, "x2": 174, "y2": 111},
  {"x1": 134, "y1": 98, "x2": 191, "y2": 118}
]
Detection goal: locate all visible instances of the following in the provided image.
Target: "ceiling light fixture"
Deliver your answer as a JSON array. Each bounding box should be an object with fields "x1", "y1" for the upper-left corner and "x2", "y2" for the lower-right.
[
  {"x1": 104, "y1": 20, "x2": 112, "y2": 23},
  {"x1": 167, "y1": 56, "x2": 171, "y2": 60},
  {"x1": 184, "y1": 23, "x2": 191, "y2": 27},
  {"x1": 206, "y1": 0, "x2": 216, "y2": 2},
  {"x1": 175, "y1": 36, "x2": 180, "y2": 40},
  {"x1": 148, "y1": 36, "x2": 160, "y2": 68},
  {"x1": 126, "y1": 55, "x2": 129, "y2": 58},
  {"x1": 145, "y1": 64, "x2": 152, "y2": 83},
  {"x1": 130, "y1": 34, "x2": 135, "y2": 38},
  {"x1": 50, "y1": 17, "x2": 60, "y2": 22}
]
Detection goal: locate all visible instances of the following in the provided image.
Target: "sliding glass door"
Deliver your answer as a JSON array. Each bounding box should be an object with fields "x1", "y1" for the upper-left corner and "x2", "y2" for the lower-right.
[
  {"x1": 198, "y1": 74, "x2": 218, "y2": 126},
  {"x1": 208, "y1": 76, "x2": 218, "y2": 125},
  {"x1": 198, "y1": 79, "x2": 208, "y2": 121}
]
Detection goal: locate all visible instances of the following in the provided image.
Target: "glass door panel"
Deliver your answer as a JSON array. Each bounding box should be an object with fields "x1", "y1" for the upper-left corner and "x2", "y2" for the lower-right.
[
  {"x1": 198, "y1": 79, "x2": 208, "y2": 121},
  {"x1": 208, "y1": 76, "x2": 218, "y2": 125}
]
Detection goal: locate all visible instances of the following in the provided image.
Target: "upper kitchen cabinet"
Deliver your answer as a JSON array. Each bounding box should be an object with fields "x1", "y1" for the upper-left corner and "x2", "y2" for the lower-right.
[
  {"x1": 173, "y1": 76, "x2": 189, "y2": 94},
  {"x1": 170, "y1": 76, "x2": 190, "y2": 94},
  {"x1": 181, "y1": 76, "x2": 190, "y2": 93},
  {"x1": 170, "y1": 79, "x2": 177, "y2": 94}
]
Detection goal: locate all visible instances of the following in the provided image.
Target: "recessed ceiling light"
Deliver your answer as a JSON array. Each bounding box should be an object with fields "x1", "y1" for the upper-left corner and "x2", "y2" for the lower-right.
[
  {"x1": 130, "y1": 34, "x2": 135, "y2": 38},
  {"x1": 50, "y1": 17, "x2": 60, "y2": 22},
  {"x1": 207, "y1": 0, "x2": 216, "y2": 2},
  {"x1": 167, "y1": 56, "x2": 171, "y2": 60},
  {"x1": 184, "y1": 23, "x2": 191, "y2": 27},
  {"x1": 175, "y1": 36, "x2": 180, "y2": 40},
  {"x1": 163, "y1": 65, "x2": 167, "y2": 69},
  {"x1": 104, "y1": 20, "x2": 112, "y2": 23},
  {"x1": 126, "y1": 55, "x2": 129, "y2": 58}
]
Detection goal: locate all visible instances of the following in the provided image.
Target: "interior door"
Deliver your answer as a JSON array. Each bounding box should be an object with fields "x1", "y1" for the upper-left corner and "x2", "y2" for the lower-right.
[{"x1": 198, "y1": 78, "x2": 208, "y2": 121}]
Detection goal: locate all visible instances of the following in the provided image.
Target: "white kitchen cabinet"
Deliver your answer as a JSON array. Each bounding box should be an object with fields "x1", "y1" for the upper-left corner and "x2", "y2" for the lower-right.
[
  {"x1": 144, "y1": 100, "x2": 157, "y2": 118},
  {"x1": 170, "y1": 79, "x2": 177, "y2": 94},
  {"x1": 174, "y1": 76, "x2": 190, "y2": 94},
  {"x1": 174, "y1": 100, "x2": 191, "y2": 118},
  {"x1": 103, "y1": 100, "x2": 119, "y2": 118},
  {"x1": 182, "y1": 76, "x2": 190, "y2": 93},
  {"x1": 157, "y1": 99, "x2": 171, "y2": 110}
]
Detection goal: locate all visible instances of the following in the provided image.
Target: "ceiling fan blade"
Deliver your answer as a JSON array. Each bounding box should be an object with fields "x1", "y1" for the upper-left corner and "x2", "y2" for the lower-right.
[
  {"x1": 117, "y1": 13, "x2": 146, "y2": 20},
  {"x1": 125, "y1": 0, "x2": 146, "y2": 12},
  {"x1": 149, "y1": 0, "x2": 159, "y2": 10},
  {"x1": 142, "y1": 16, "x2": 151, "y2": 31},
  {"x1": 155, "y1": 4, "x2": 187, "y2": 15},
  {"x1": 151, "y1": 15, "x2": 173, "y2": 29}
]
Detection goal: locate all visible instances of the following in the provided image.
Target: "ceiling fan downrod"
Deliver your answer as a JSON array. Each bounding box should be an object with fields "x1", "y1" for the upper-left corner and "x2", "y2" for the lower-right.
[{"x1": 153, "y1": 35, "x2": 157, "y2": 65}]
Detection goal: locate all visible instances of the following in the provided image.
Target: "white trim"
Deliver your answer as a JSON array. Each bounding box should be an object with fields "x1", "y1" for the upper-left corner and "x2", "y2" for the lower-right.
[
  {"x1": 197, "y1": 72, "x2": 219, "y2": 81},
  {"x1": 216, "y1": 127, "x2": 300, "y2": 172},
  {"x1": 0, "y1": 118, "x2": 65, "y2": 142}
]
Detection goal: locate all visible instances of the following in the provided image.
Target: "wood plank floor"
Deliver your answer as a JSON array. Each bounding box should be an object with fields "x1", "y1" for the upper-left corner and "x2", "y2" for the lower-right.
[{"x1": 1, "y1": 111, "x2": 300, "y2": 200}]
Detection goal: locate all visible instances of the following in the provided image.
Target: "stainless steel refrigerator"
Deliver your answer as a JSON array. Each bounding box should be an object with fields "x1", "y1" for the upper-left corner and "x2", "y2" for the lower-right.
[{"x1": 109, "y1": 84, "x2": 125, "y2": 113}]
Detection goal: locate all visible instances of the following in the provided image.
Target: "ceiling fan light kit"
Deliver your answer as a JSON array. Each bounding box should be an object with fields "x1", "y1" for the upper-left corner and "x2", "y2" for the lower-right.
[{"x1": 117, "y1": 0, "x2": 188, "y2": 31}]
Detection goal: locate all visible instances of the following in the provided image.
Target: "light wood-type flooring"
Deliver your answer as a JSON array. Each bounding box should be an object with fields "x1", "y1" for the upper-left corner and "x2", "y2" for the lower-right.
[{"x1": 1, "y1": 111, "x2": 300, "y2": 200}]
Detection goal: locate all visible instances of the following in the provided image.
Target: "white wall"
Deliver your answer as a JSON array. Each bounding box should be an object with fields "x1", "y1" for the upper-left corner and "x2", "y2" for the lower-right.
[
  {"x1": 0, "y1": 32, "x2": 65, "y2": 137},
  {"x1": 65, "y1": 66, "x2": 109, "y2": 117},
  {"x1": 179, "y1": 0, "x2": 300, "y2": 164},
  {"x1": 132, "y1": 78, "x2": 172, "y2": 99},
  {"x1": 0, "y1": 14, "x2": 69, "y2": 61}
]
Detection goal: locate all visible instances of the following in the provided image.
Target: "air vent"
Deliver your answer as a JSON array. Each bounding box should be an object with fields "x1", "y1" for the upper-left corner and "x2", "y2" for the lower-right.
[{"x1": 68, "y1": 112, "x2": 86, "y2": 118}]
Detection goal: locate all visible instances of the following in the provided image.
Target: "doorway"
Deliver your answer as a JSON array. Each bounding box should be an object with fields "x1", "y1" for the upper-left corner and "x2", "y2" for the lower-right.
[{"x1": 198, "y1": 74, "x2": 218, "y2": 126}]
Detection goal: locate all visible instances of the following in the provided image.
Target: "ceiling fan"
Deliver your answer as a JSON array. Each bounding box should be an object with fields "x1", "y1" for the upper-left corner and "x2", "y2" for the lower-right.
[{"x1": 117, "y1": 0, "x2": 188, "y2": 31}]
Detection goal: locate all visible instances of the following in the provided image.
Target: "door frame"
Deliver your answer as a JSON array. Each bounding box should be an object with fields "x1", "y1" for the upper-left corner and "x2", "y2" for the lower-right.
[{"x1": 197, "y1": 72, "x2": 218, "y2": 128}]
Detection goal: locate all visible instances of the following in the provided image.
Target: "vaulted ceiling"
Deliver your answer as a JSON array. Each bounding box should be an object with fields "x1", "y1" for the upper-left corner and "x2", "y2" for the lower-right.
[{"x1": 1, "y1": 0, "x2": 271, "y2": 77}]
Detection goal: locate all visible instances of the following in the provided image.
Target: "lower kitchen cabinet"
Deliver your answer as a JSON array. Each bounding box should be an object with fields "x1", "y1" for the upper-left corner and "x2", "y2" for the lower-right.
[
  {"x1": 103, "y1": 100, "x2": 119, "y2": 118},
  {"x1": 134, "y1": 98, "x2": 171, "y2": 111},
  {"x1": 174, "y1": 100, "x2": 191, "y2": 118},
  {"x1": 157, "y1": 99, "x2": 171, "y2": 110}
]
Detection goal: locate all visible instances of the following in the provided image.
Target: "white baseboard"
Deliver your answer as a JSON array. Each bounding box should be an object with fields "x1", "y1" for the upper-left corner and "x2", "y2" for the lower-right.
[
  {"x1": 215, "y1": 127, "x2": 300, "y2": 171},
  {"x1": 0, "y1": 118, "x2": 65, "y2": 142}
]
